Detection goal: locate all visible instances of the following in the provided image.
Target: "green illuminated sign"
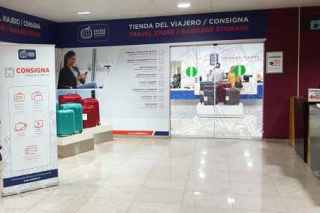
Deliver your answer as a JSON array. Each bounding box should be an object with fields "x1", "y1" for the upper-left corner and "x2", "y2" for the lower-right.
[
  {"x1": 186, "y1": 66, "x2": 198, "y2": 78},
  {"x1": 232, "y1": 65, "x2": 246, "y2": 76}
]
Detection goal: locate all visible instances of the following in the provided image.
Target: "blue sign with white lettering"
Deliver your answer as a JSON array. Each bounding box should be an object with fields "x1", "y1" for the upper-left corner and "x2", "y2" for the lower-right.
[
  {"x1": 0, "y1": 6, "x2": 268, "y2": 47},
  {"x1": 310, "y1": 19, "x2": 320, "y2": 31},
  {"x1": 0, "y1": 7, "x2": 56, "y2": 44},
  {"x1": 57, "y1": 10, "x2": 268, "y2": 47},
  {"x1": 78, "y1": 24, "x2": 109, "y2": 43},
  {"x1": 3, "y1": 169, "x2": 58, "y2": 187},
  {"x1": 18, "y1": 49, "x2": 36, "y2": 60}
]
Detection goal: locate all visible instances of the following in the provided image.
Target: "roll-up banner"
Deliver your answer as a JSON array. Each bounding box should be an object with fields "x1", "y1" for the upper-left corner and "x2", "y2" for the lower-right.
[{"x1": 0, "y1": 44, "x2": 58, "y2": 196}]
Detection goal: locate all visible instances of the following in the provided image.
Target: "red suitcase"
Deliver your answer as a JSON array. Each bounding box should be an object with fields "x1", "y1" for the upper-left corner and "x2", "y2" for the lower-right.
[
  {"x1": 59, "y1": 94, "x2": 82, "y2": 104},
  {"x1": 216, "y1": 82, "x2": 231, "y2": 103},
  {"x1": 82, "y1": 98, "x2": 100, "y2": 128}
]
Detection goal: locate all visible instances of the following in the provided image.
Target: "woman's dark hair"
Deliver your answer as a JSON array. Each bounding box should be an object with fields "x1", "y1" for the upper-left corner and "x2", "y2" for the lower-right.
[{"x1": 64, "y1": 50, "x2": 76, "y2": 68}]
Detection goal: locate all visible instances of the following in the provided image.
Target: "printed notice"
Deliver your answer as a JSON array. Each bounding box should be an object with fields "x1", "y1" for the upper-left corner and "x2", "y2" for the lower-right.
[
  {"x1": 103, "y1": 45, "x2": 169, "y2": 131},
  {"x1": 126, "y1": 49, "x2": 166, "y2": 111},
  {"x1": 9, "y1": 86, "x2": 50, "y2": 171}
]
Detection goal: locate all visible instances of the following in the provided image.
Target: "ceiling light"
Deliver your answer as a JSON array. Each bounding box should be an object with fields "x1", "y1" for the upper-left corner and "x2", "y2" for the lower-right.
[
  {"x1": 244, "y1": 150, "x2": 251, "y2": 158},
  {"x1": 193, "y1": 191, "x2": 201, "y2": 196},
  {"x1": 200, "y1": 159, "x2": 206, "y2": 165},
  {"x1": 77, "y1": 11, "x2": 91, "y2": 15},
  {"x1": 247, "y1": 160, "x2": 253, "y2": 168},
  {"x1": 199, "y1": 171, "x2": 206, "y2": 179},
  {"x1": 227, "y1": 197, "x2": 236, "y2": 205},
  {"x1": 177, "y1": 2, "x2": 191, "y2": 9}
]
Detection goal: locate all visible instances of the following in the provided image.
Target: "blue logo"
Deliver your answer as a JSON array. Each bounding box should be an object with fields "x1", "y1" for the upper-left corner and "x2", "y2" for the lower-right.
[
  {"x1": 78, "y1": 24, "x2": 109, "y2": 43},
  {"x1": 18, "y1": 49, "x2": 36, "y2": 60},
  {"x1": 311, "y1": 20, "x2": 320, "y2": 31}
]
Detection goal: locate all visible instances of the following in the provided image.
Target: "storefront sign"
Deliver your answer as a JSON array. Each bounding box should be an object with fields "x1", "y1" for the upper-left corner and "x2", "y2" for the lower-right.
[
  {"x1": 78, "y1": 24, "x2": 109, "y2": 43},
  {"x1": 308, "y1": 89, "x2": 320, "y2": 102},
  {"x1": 0, "y1": 44, "x2": 58, "y2": 196},
  {"x1": 57, "y1": 10, "x2": 267, "y2": 47},
  {"x1": 0, "y1": 7, "x2": 56, "y2": 44},
  {"x1": 266, "y1": 51, "x2": 283, "y2": 74}
]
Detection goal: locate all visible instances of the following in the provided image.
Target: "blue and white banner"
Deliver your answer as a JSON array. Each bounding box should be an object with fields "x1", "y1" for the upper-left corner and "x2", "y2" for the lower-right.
[
  {"x1": 57, "y1": 10, "x2": 268, "y2": 47},
  {"x1": 0, "y1": 7, "x2": 267, "y2": 46},
  {"x1": 0, "y1": 44, "x2": 58, "y2": 196},
  {"x1": 0, "y1": 7, "x2": 56, "y2": 44}
]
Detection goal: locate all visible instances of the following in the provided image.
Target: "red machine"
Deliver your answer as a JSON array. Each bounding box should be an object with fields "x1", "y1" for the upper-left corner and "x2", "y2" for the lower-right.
[
  {"x1": 59, "y1": 94, "x2": 82, "y2": 104},
  {"x1": 82, "y1": 98, "x2": 100, "y2": 128}
]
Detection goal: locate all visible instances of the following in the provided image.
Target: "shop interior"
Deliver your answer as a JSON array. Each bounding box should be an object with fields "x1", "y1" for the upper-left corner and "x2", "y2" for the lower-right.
[{"x1": 170, "y1": 42, "x2": 264, "y2": 138}]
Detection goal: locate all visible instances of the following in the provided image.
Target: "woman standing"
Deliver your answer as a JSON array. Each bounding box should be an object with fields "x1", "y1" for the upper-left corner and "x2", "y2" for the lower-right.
[{"x1": 58, "y1": 50, "x2": 88, "y2": 89}]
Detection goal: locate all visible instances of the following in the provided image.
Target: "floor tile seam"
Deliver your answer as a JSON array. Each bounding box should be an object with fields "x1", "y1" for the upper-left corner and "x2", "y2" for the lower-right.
[
  {"x1": 123, "y1": 177, "x2": 145, "y2": 213},
  {"x1": 179, "y1": 142, "x2": 198, "y2": 213},
  {"x1": 13, "y1": 190, "x2": 55, "y2": 213}
]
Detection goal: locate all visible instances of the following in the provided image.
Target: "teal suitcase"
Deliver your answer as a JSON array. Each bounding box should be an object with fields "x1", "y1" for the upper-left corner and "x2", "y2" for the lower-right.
[
  {"x1": 57, "y1": 109, "x2": 75, "y2": 137},
  {"x1": 60, "y1": 103, "x2": 83, "y2": 134}
]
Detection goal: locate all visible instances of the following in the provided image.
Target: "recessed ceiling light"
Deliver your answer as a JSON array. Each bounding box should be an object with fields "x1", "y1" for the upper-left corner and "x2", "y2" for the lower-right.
[
  {"x1": 77, "y1": 11, "x2": 91, "y2": 15},
  {"x1": 177, "y1": 2, "x2": 191, "y2": 9},
  {"x1": 227, "y1": 197, "x2": 236, "y2": 205}
]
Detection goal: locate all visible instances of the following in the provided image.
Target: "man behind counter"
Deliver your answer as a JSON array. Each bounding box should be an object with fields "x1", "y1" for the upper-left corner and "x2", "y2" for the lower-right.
[{"x1": 58, "y1": 50, "x2": 97, "y2": 89}]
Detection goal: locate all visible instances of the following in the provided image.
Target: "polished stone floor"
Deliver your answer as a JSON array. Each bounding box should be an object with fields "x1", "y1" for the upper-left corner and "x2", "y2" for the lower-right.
[
  {"x1": 171, "y1": 99, "x2": 263, "y2": 138},
  {"x1": 1, "y1": 137, "x2": 320, "y2": 213}
]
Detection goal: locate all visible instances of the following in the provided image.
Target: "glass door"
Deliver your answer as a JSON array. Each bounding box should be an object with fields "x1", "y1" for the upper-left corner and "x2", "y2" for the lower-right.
[
  {"x1": 170, "y1": 45, "x2": 214, "y2": 137},
  {"x1": 170, "y1": 42, "x2": 264, "y2": 139},
  {"x1": 210, "y1": 43, "x2": 264, "y2": 139}
]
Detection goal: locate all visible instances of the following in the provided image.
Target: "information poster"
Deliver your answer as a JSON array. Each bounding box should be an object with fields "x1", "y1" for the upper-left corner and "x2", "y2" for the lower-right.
[
  {"x1": 308, "y1": 89, "x2": 320, "y2": 103},
  {"x1": 266, "y1": 51, "x2": 283, "y2": 74},
  {"x1": 101, "y1": 45, "x2": 170, "y2": 135},
  {"x1": 0, "y1": 44, "x2": 58, "y2": 196}
]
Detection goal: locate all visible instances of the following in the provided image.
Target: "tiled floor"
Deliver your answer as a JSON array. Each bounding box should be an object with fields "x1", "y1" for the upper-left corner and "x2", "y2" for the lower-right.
[
  {"x1": 1, "y1": 137, "x2": 320, "y2": 213},
  {"x1": 171, "y1": 99, "x2": 263, "y2": 138}
]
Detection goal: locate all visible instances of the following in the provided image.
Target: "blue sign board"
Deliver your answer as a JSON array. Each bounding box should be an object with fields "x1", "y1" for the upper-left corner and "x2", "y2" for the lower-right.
[
  {"x1": 310, "y1": 19, "x2": 320, "y2": 31},
  {"x1": 78, "y1": 24, "x2": 109, "y2": 43},
  {"x1": 57, "y1": 10, "x2": 268, "y2": 47},
  {"x1": 0, "y1": 7, "x2": 56, "y2": 44},
  {"x1": 18, "y1": 49, "x2": 37, "y2": 60},
  {"x1": 3, "y1": 169, "x2": 58, "y2": 187},
  {"x1": 0, "y1": 6, "x2": 268, "y2": 46}
]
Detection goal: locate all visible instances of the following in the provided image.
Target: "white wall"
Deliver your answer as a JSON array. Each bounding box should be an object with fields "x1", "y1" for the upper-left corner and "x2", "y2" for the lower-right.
[{"x1": 57, "y1": 44, "x2": 170, "y2": 133}]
